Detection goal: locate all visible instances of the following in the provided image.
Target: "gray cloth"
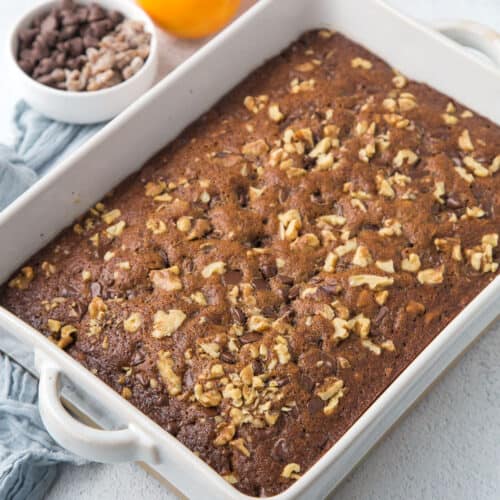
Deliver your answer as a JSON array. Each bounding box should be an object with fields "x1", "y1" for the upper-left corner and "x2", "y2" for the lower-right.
[
  {"x1": 0, "y1": 355, "x2": 87, "y2": 500},
  {"x1": 0, "y1": 102, "x2": 101, "y2": 499},
  {"x1": 0, "y1": 101, "x2": 101, "y2": 210}
]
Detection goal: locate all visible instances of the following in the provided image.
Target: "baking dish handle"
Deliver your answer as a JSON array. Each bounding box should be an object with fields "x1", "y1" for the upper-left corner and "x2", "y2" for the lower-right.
[
  {"x1": 431, "y1": 20, "x2": 500, "y2": 67},
  {"x1": 35, "y1": 351, "x2": 159, "y2": 464}
]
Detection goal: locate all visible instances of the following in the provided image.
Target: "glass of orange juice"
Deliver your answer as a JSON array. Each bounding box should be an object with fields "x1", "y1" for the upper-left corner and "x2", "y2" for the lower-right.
[{"x1": 137, "y1": 0, "x2": 242, "y2": 38}]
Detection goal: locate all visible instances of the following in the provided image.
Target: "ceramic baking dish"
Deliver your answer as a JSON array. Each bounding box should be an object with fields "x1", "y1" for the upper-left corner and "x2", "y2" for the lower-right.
[{"x1": 1, "y1": 0, "x2": 499, "y2": 498}]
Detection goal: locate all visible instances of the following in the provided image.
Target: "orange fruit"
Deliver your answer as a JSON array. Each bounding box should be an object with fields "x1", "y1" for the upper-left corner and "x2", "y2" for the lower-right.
[{"x1": 137, "y1": 0, "x2": 241, "y2": 39}]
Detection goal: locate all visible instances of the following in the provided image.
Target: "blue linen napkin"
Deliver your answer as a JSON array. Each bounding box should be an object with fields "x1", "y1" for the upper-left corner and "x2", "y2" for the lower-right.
[{"x1": 0, "y1": 102, "x2": 102, "y2": 500}]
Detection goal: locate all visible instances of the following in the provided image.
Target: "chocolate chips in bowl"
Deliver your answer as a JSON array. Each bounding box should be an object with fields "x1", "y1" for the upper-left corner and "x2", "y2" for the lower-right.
[
  {"x1": 17, "y1": 0, "x2": 152, "y2": 92},
  {"x1": 8, "y1": 0, "x2": 158, "y2": 123}
]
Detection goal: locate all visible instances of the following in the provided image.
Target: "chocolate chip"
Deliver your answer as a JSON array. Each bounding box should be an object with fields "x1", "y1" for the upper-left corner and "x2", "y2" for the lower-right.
[
  {"x1": 307, "y1": 396, "x2": 324, "y2": 414},
  {"x1": 239, "y1": 332, "x2": 261, "y2": 344},
  {"x1": 39, "y1": 56, "x2": 57, "y2": 73},
  {"x1": 320, "y1": 283, "x2": 341, "y2": 295},
  {"x1": 89, "y1": 19, "x2": 113, "y2": 39},
  {"x1": 252, "y1": 277, "x2": 270, "y2": 291},
  {"x1": 373, "y1": 306, "x2": 389, "y2": 325},
  {"x1": 277, "y1": 274, "x2": 293, "y2": 285},
  {"x1": 298, "y1": 373, "x2": 314, "y2": 392},
  {"x1": 90, "y1": 281, "x2": 102, "y2": 297},
  {"x1": 41, "y1": 14, "x2": 58, "y2": 33},
  {"x1": 166, "y1": 421, "x2": 179, "y2": 435},
  {"x1": 220, "y1": 352, "x2": 236, "y2": 364},
  {"x1": 287, "y1": 284, "x2": 300, "y2": 300},
  {"x1": 262, "y1": 306, "x2": 276, "y2": 318},
  {"x1": 18, "y1": 58, "x2": 35, "y2": 74},
  {"x1": 52, "y1": 51, "x2": 67, "y2": 66},
  {"x1": 32, "y1": 38, "x2": 50, "y2": 60},
  {"x1": 61, "y1": 11, "x2": 80, "y2": 26},
  {"x1": 231, "y1": 307, "x2": 246, "y2": 325},
  {"x1": 445, "y1": 195, "x2": 464, "y2": 209},
  {"x1": 59, "y1": 24, "x2": 78, "y2": 40},
  {"x1": 275, "y1": 376, "x2": 289, "y2": 387},
  {"x1": 260, "y1": 262, "x2": 277, "y2": 279},
  {"x1": 88, "y1": 3, "x2": 106, "y2": 22},
  {"x1": 108, "y1": 10, "x2": 124, "y2": 27},
  {"x1": 76, "y1": 6, "x2": 90, "y2": 24},
  {"x1": 18, "y1": 28, "x2": 39, "y2": 46},
  {"x1": 67, "y1": 37, "x2": 84, "y2": 57},
  {"x1": 61, "y1": 0, "x2": 75, "y2": 9},
  {"x1": 82, "y1": 33, "x2": 100, "y2": 49},
  {"x1": 270, "y1": 438, "x2": 289, "y2": 462},
  {"x1": 223, "y1": 269, "x2": 243, "y2": 286}
]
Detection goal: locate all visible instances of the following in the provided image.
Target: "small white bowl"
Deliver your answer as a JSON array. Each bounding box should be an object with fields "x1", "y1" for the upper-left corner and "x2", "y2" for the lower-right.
[{"x1": 8, "y1": 0, "x2": 158, "y2": 124}]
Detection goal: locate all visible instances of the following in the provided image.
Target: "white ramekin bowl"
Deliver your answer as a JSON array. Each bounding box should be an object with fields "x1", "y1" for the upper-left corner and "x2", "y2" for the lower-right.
[{"x1": 8, "y1": 0, "x2": 158, "y2": 124}]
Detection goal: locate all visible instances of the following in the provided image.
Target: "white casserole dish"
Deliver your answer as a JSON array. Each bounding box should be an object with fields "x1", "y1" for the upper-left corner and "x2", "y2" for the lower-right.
[{"x1": 1, "y1": 0, "x2": 499, "y2": 498}]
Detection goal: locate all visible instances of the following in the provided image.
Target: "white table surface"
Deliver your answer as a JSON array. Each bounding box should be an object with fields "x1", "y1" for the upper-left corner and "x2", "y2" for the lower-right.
[{"x1": 1, "y1": 1, "x2": 499, "y2": 499}]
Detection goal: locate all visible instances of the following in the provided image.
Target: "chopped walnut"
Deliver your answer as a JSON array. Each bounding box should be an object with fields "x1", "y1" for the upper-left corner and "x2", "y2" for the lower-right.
[
  {"x1": 376, "y1": 260, "x2": 395, "y2": 273},
  {"x1": 349, "y1": 274, "x2": 394, "y2": 290},
  {"x1": 352, "y1": 245, "x2": 373, "y2": 267},
  {"x1": 268, "y1": 104, "x2": 284, "y2": 123},
  {"x1": 194, "y1": 383, "x2": 222, "y2": 407},
  {"x1": 8, "y1": 267, "x2": 35, "y2": 290},
  {"x1": 281, "y1": 463, "x2": 301, "y2": 479},
  {"x1": 101, "y1": 208, "x2": 121, "y2": 225},
  {"x1": 41, "y1": 261, "x2": 56, "y2": 277},
  {"x1": 442, "y1": 113, "x2": 458, "y2": 126},
  {"x1": 274, "y1": 336, "x2": 291, "y2": 364},
  {"x1": 202, "y1": 261, "x2": 226, "y2": 278},
  {"x1": 213, "y1": 423, "x2": 236, "y2": 446},
  {"x1": 458, "y1": 129, "x2": 474, "y2": 152},
  {"x1": 392, "y1": 74, "x2": 407, "y2": 88},
  {"x1": 361, "y1": 338, "x2": 381, "y2": 355},
  {"x1": 146, "y1": 218, "x2": 166, "y2": 235},
  {"x1": 230, "y1": 438, "x2": 251, "y2": 457},
  {"x1": 279, "y1": 209, "x2": 302, "y2": 241},
  {"x1": 393, "y1": 149, "x2": 418, "y2": 167},
  {"x1": 106, "y1": 220, "x2": 126, "y2": 238},
  {"x1": 176, "y1": 216, "x2": 192, "y2": 233},
  {"x1": 157, "y1": 351, "x2": 182, "y2": 396},
  {"x1": 123, "y1": 312, "x2": 143, "y2": 333},
  {"x1": 290, "y1": 78, "x2": 315, "y2": 93},
  {"x1": 242, "y1": 139, "x2": 269, "y2": 157},
  {"x1": 417, "y1": 267, "x2": 444, "y2": 285},
  {"x1": 463, "y1": 156, "x2": 490, "y2": 177},
  {"x1": 375, "y1": 290, "x2": 389, "y2": 305},
  {"x1": 243, "y1": 94, "x2": 268, "y2": 114},
  {"x1": 358, "y1": 142, "x2": 376, "y2": 163},
  {"x1": 150, "y1": 266, "x2": 183, "y2": 292},
  {"x1": 323, "y1": 252, "x2": 339, "y2": 272},
  {"x1": 57, "y1": 324, "x2": 77, "y2": 349},
  {"x1": 351, "y1": 57, "x2": 372, "y2": 69},
  {"x1": 248, "y1": 315, "x2": 271, "y2": 332},
  {"x1": 152, "y1": 309, "x2": 186, "y2": 338},
  {"x1": 316, "y1": 214, "x2": 346, "y2": 228},
  {"x1": 433, "y1": 181, "x2": 445, "y2": 204}
]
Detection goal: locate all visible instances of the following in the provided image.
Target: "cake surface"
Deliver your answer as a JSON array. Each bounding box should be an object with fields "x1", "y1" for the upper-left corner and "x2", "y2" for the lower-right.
[{"x1": 1, "y1": 30, "x2": 499, "y2": 496}]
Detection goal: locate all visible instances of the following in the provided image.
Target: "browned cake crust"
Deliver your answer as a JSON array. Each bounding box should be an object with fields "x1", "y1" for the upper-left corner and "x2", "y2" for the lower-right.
[{"x1": 1, "y1": 30, "x2": 499, "y2": 496}]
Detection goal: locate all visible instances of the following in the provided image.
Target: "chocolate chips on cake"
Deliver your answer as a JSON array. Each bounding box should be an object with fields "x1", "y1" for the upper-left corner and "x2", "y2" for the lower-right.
[{"x1": 17, "y1": 1, "x2": 151, "y2": 91}]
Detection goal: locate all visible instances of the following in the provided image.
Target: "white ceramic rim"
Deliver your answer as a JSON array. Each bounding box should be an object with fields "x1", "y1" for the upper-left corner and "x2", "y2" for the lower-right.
[{"x1": 7, "y1": 0, "x2": 158, "y2": 98}]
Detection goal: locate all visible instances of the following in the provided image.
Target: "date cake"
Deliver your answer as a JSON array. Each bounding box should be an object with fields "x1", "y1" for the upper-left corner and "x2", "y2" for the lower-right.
[{"x1": 1, "y1": 30, "x2": 499, "y2": 496}]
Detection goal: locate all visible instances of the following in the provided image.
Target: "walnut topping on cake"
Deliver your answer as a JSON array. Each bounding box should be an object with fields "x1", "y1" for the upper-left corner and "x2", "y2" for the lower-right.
[
  {"x1": 8, "y1": 267, "x2": 34, "y2": 289},
  {"x1": 152, "y1": 310, "x2": 186, "y2": 338},
  {"x1": 2, "y1": 29, "x2": 499, "y2": 497}
]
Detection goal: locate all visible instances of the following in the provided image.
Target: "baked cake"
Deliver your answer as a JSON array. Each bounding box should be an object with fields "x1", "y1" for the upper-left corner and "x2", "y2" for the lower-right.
[{"x1": 1, "y1": 30, "x2": 499, "y2": 496}]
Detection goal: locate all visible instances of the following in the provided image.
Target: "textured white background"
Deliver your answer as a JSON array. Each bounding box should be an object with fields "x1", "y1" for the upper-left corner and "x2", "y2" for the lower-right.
[{"x1": 0, "y1": 1, "x2": 499, "y2": 499}]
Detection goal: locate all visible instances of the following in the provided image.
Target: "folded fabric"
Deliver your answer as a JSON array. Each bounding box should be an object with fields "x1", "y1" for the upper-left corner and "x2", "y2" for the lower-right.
[
  {"x1": 0, "y1": 102, "x2": 102, "y2": 499},
  {"x1": 0, "y1": 101, "x2": 101, "y2": 211},
  {"x1": 0, "y1": 355, "x2": 88, "y2": 500}
]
